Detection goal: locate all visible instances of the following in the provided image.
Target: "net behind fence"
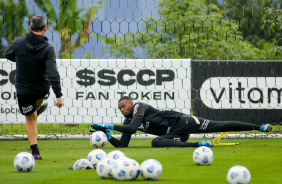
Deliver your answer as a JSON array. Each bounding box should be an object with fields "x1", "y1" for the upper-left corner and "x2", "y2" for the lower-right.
[{"x1": 0, "y1": 0, "x2": 282, "y2": 139}]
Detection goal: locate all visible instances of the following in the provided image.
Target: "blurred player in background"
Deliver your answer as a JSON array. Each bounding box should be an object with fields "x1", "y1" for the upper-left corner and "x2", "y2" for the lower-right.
[
  {"x1": 91, "y1": 96, "x2": 272, "y2": 148},
  {"x1": 5, "y1": 16, "x2": 63, "y2": 160}
]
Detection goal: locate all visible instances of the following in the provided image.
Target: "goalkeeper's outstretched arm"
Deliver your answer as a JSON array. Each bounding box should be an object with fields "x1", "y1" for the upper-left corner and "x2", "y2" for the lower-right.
[
  {"x1": 91, "y1": 115, "x2": 141, "y2": 147},
  {"x1": 113, "y1": 115, "x2": 142, "y2": 134},
  {"x1": 107, "y1": 117, "x2": 138, "y2": 147},
  {"x1": 108, "y1": 133, "x2": 132, "y2": 148}
]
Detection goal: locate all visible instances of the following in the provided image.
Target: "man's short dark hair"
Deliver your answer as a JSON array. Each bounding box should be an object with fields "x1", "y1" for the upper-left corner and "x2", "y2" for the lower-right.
[
  {"x1": 118, "y1": 96, "x2": 132, "y2": 102},
  {"x1": 30, "y1": 16, "x2": 47, "y2": 32}
]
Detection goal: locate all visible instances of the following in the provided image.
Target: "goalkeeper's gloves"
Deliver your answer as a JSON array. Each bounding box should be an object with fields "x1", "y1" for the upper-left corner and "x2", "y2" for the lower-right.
[
  {"x1": 91, "y1": 123, "x2": 114, "y2": 132},
  {"x1": 89, "y1": 129, "x2": 112, "y2": 140},
  {"x1": 106, "y1": 129, "x2": 112, "y2": 140}
]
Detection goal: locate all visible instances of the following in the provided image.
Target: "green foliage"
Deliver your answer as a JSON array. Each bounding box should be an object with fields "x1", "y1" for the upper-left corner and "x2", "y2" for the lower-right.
[
  {"x1": 0, "y1": 0, "x2": 103, "y2": 59},
  {"x1": 207, "y1": 0, "x2": 282, "y2": 40},
  {"x1": 205, "y1": 0, "x2": 282, "y2": 59},
  {"x1": 260, "y1": 7, "x2": 282, "y2": 58},
  {"x1": 33, "y1": 0, "x2": 103, "y2": 58},
  {"x1": 262, "y1": 7, "x2": 282, "y2": 31},
  {"x1": 259, "y1": 39, "x2": 282, "y2": 60},
  {"x1": 84, "y1": 52, "x2": 94, "y2": 59},
  {"x1": 0, "y1": 0, "x2": 28, "y2": 57},
  {"x1": 60, "y1": 50, "x2": 74, "y2": 59},
  {"x1": 102, "y1": 0, "x2": 266, "y2": 60}
]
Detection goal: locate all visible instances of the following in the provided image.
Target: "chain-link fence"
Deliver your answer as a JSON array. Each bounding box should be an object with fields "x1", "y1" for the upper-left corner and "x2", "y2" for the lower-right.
[{"x1": 1, "y1": 0, "x2": 281, "y2": 59}]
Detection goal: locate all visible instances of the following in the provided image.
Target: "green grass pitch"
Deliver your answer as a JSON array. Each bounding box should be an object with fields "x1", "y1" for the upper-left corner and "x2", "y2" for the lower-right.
[{"x1": 0, "y1": 138, "x2": 281, "y2": 184}]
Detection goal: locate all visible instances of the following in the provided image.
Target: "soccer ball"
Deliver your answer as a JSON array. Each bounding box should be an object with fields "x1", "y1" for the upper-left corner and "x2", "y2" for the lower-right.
[
  {"x1": 87, "y1": 149, "x2": 108, "y2": 169},
  {"x1": 128, "y1": 158, "x2": 140, "y2": 180},
  {"x1": 108, "y1": 150, "x2": 126, "y2": 160},
  {"x1": 117, "y1": 157, "x2": 140, "y2": 180},
  {"x1": 14, "y1": 152, "x2": 35, "y2": 172},
  {"x1": 140, "y1": 159, "x2": 162, "y2": 180},
  {"x1": 226, "y1": 165, "x2": 251, "y2": 184},
  {"x1": 112, "y1": 157, "x2": 136, "y2": 181},
  {"x1": 193, "y1": 146, "x2": 214, "y2": 166},
  {"x1": 96, "y1": 157, "x2": 116, "y2": 179},
  {"x1": 90, "y1": 131, "x2": 107, "y2": 148}
]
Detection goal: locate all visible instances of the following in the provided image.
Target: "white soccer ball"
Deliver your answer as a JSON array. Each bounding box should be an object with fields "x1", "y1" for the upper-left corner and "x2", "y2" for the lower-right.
[
  {"x1": 108, "y1": 150, "x2": 126, "y2": 160},
  {"x1": 87, "y1": 149, "x2": 108, "y2": 169},
  {"x1": 112, "y1": 157, "x2": 136, "y2": 181},
  {"x1": 96, "y1": 157, "x2": 116, "y2": 179},
  {"x1": 226, "y1": 165, "x2": 251, "y2": 184},
  {"x1": 90, "y1": 131, "x2": 107, "y2": 148},
  {"x1": 193, "y1": 146, "x2": 214, "y2": 166},
  {"x1": 140, "y1": 159, "x2": 162, "y2": 180},
  {"x1": 14, "y1": 152, "x2": 35, "y2": 172},
  {"x1": 128, "y1": 158, "x2": 140, "y2": 180}
]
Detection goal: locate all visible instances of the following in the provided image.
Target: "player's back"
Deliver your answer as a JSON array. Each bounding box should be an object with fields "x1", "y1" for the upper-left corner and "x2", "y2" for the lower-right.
[{"x1": 10, "y1": 32, "x2": 53, "y2": 95}]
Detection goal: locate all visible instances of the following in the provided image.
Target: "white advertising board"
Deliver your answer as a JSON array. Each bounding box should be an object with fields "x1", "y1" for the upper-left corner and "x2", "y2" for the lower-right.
[
  {"x1": 0, "y1": 59, "x2": 191, "y2": 124},
  {"x1": 200, "y1": 77, "x2": 282, "y2": 109}
]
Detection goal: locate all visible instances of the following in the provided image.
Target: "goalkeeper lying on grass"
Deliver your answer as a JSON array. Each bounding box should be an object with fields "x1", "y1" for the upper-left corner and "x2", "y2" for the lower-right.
[{"x1": 91, "y1": 96, "x2": 272, "y2": 148}]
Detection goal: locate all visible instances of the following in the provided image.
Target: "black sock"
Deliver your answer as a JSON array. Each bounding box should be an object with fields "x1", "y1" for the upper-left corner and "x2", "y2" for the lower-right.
[{"x1": 30, "y1": 144, "x2": 40, "y2": 155}]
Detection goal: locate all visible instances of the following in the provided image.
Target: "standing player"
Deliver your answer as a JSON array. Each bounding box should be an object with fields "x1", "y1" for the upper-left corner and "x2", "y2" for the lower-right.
[
  {"x1": 5, "y1": 16, "x2": 63, "y2": 159},
  {"x1": 91, "y1": 96, "x2": 272, "y2": 148}
]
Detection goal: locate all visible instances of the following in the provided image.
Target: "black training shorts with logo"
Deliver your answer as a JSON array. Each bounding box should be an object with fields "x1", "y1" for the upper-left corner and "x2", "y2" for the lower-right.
[{"x1": 17, "y1": 92, "x2": 50, "y2": 116}]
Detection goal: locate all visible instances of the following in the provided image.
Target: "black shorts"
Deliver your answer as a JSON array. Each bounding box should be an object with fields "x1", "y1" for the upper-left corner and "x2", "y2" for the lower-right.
[{"x1": 17, "y1": 92, "x2": 50, "y2": 116}]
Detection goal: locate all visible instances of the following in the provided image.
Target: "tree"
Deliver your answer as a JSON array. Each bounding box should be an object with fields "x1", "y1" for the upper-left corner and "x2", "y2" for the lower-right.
[
  {"x1": 0, "y1": 0, "x2": 103, "y2": 59},
  {"x1": 260, "y1": 7, "x2": 282, "y2": 59},
  {"x1": 33, "y1": 0, "x2": 103, "y2": 58},
  {"x1": 0, "y1": 0, "x2": 28, "y2": 58},
  {"x1": 102, "y1": 0, "x2": 265, "y2": 60},
  {"x1": 205, "y1": 0, "x2": 282, "y2": 59},
  {"x1": 205, "y1": 0, "x2": 282, "y2": 41}
]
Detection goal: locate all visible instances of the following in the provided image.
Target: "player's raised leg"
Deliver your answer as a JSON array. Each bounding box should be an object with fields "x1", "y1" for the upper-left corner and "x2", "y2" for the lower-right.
[{"x1": 37, "y1": 100, "x2": 48, "y2": 117}]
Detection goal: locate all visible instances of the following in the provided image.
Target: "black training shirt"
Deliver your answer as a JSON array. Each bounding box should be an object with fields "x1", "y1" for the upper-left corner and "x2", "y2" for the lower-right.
[
  {"x1": 117, "y1": 102, "x2": 184, "y2": 135},
  {"x1": 5, "y1": 32, "x2": 62, "y2": 98},
  {"x1": 110, "y1": 102, "x2": 183, "y2": 147}
]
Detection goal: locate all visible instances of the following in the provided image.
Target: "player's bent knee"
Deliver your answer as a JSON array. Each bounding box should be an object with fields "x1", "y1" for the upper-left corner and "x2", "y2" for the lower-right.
[
  {"x1": 151, "y1": 138, "x2": 163, "y2": 147},
  {"x1": 151, "y1": 138, "x2": 160, "y2": 147},
  {"x1": 180, "y1": 134, "x2": 190, "y2": 142}
]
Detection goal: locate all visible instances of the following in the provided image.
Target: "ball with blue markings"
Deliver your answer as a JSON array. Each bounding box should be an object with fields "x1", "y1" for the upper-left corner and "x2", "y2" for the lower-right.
[
  {"x1": 87, "y1": 149, "x2": 107, "y2": 169},
  {"x1": 128, "y1": 158, "x2": 140, "y2": 180},
  {"x1": 90, "y1": 131, "x2": 107, "y2": 148},
  {"x1": 193, "y1": 146, "x2": 214, "y2": 166},
  {"x1": 112, "y1": 157, "x2": 136, "y2": 181},
  {"x1": 14, "y1": 152, "x2": 35, "y2": 172},
  {"x1": 140, "y1": 159, "x2": 162, "y2": 180},
  {"x1": 96, "y1": 157, "x2": 116, "y2": 179},
  {"x1": 107, "y1": 150, "x2": 126, "y2": 160},
  {"x1": 226, "y1": 165, "x2": 251, "y2": 184}
]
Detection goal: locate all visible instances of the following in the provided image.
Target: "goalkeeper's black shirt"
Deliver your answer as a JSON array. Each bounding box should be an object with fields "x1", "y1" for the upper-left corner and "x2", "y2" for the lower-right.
[{"x1": 110, "y1": 102, "x2": 183, "y2": 147}]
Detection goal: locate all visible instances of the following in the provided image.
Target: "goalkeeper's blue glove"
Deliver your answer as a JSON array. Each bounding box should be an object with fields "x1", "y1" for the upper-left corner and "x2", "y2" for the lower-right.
[
  {"x1": 89, "y1": 129, "x2": 112, "y2": 140},
  {"x1": 106, "y1": 129, "x2": 112, "y2": 140},
  {"x1": 91, "y1": 123, "x2": 114, "y2": 132}
]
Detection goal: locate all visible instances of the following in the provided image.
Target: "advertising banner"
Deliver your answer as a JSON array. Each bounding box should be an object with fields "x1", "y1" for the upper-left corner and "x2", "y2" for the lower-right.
[
  {"x1": 192, "y1": 60, "x2": 282, "y2": 124},
  {"x1": 0, "y1": 59, "x2": 191, "y2": 124}
]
